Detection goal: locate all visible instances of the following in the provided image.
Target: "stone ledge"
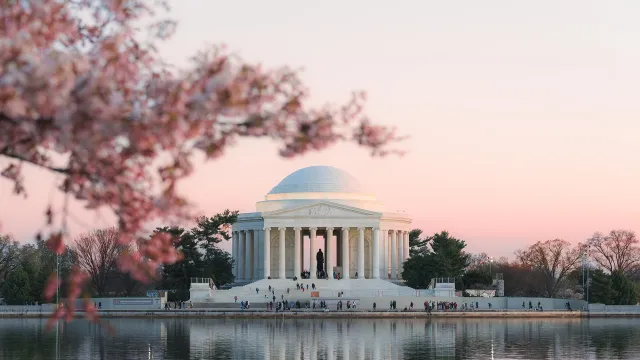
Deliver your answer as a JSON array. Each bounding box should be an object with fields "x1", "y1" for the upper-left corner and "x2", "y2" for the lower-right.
[{"x1": 2, "y1": 310, "x2": 628, "y2": 319}]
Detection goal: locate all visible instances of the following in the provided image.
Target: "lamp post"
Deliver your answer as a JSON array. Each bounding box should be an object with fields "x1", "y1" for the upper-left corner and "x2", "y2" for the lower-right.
[
  {"x1": 586, "y1": 246, "x2": 590, "y2": 310},
  {"x1": 583, "y1": 245, "x2": 591, "y2": 311},
  {"x1": 581, "y1": 251, "x2": 585, "y2": 298}
]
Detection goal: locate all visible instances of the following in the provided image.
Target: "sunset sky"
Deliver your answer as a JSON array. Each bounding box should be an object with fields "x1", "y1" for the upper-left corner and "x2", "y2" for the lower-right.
[{"x1": 1, "y1": 1, "x2": 639, "y2": 259}]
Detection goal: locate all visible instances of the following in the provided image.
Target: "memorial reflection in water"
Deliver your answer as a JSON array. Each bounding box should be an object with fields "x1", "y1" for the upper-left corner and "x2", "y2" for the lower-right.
[{"x1": 1, "y1": 318, "x2": 640, "y2": 359}]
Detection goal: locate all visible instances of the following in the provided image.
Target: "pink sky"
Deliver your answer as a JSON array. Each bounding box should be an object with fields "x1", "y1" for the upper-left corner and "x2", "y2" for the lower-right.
[{"x1": 1, "y1": 1, "x2": 639, "y2": 259}]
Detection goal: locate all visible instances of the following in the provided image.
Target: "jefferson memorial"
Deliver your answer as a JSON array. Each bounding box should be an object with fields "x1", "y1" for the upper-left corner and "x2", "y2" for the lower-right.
[
  {"x1": 230, "y1": 165, "x2": 412, "y2": 282},
  {"x1": 191, "y1": 166, "x2": 585, "y2": 311}
]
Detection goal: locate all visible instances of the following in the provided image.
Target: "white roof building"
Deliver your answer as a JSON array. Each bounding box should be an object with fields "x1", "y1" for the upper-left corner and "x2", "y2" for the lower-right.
[{"x1": 231, "y1": 166, "x2": 412, "y2": 282}]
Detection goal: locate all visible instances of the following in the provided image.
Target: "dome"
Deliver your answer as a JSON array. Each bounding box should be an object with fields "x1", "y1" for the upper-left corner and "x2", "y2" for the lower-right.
[{"x1": 268, "y1": 166, "x2": 368, "y2": 195}]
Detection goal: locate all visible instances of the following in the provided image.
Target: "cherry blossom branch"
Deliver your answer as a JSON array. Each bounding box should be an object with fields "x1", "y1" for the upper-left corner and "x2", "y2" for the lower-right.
[
  {"x1": 0, "y1": 152, "x2": 69, "y2": 174},
  {"x1": 0, "y1": 0, "x2": 405, "y2": 327}
]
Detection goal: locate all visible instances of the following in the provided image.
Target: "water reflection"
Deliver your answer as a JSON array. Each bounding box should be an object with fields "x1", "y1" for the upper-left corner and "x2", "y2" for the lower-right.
[{"x1": 0, "y1": 318, "x2": 639, "y2": 359}]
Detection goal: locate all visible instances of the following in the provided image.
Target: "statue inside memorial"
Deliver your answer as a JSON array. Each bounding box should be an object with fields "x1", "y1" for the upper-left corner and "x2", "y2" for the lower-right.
[{"x1": 316, "y1": 249, "x2": 324, "y2": 278}]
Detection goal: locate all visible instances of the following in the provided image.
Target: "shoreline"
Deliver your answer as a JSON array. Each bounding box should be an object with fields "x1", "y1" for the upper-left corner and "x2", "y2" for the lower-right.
[{"x1": 1, "y1": 310, "x2": 638, "y2": 319}]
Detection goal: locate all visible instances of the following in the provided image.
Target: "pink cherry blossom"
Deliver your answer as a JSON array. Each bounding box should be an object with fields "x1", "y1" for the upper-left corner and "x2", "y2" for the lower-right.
[
  {"x1": 0, "y1": 0, "x2": 403, "y2": 325},
  {"x1": 46, "y1": 232, "x2": 65, "y2": 255},
  {"x1": 83, "y1": 298, "x2": 99, "y2": 323},
  {"x1": 44, "y1": 273, "x2": 60, "y2": 301},
  {"x1": 46, "y1": 305, "x2": 66, "y2": 332}
]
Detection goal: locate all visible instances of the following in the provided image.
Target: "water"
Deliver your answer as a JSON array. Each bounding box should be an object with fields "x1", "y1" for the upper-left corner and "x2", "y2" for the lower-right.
[{"x1": 0, "y1": 317, "x2": 639, "y2": 359}]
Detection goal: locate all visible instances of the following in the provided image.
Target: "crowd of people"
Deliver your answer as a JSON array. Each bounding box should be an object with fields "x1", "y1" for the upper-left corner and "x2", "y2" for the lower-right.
[
  {"x1": 523, "y1": 301, "x2": 545, "y2": 311},
  {"x1": 298, "y1": 270, "x2": 346, "y2": 280},
  {"x1": 227, "y1": 279, "x2": 556, "y2": 314},
  {"x1": 164, "y1": 301, "x2": 193, "y2": 310}
]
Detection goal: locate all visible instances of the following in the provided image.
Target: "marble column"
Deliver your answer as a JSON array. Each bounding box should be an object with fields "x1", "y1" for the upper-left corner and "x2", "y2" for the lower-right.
[
  {"x1": 232, "y1": 231, "x2": 238, "y2": 279},
  {"x1": 278, "y1": 227, "x2": 286, "y2": 279},
  {"x1": 404, "y1": 231, "x2": 410, "y2": 261},
  {"x1": 246, "y1": 230, "x2": 254, "y2": 280},
  {"x1": 253, "y1": 230, "x2": 261, "y2": 279},
  {"x1": 336, "y1": 232, "x2": 342, "y2": 266},
  {"x1": 324, "y1": 235, "x2": 328, "y2": 273},
  {"x1": 341, "y1": 227, "x2": 350, "y2": 279},
  {"x1": 263, "y1": 227, "x2": 271, "y2": 279},
  {"x1": 309, "y1": 227, "x2": 317, "y2": 279},
  {"x1": 300, "y1": 236, "x2": 304, "y2": 272},
  {"x1": 357, "y1": 227, "x2": 365, "y2": 279},
  {"x1": 387, "y1": 232, "x2": 392, "y2": 278},
  {"x1": 294, "y1": 227, "x2": 301, "y2": 279},
  {"x1": 390, "y1": 230, "x2": 397, "y2": 280},
  {"x1": 397, "y1": 230, "x2": 403, "y2": 280},
  {"x1": 382, "y1": 230, "x2": 388, "y2": 279},
  {"x1": 326, "y1": 227, "x2": 334, "y2": 279},
  {"x1": 238, "y1": 231, "x2": 245, "y2": 280},
  {"x1": 373, "y1": 228, "x2": 380, "y2": 279}
]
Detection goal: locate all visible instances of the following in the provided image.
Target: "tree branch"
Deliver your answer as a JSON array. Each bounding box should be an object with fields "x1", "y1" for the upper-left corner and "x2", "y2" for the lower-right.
[
  {"x1": 0, "y1": 113, "x2": 18, "y2": 125},
  {"x1": 0, "y1": 152, "x2": 70, "y2": 174}
]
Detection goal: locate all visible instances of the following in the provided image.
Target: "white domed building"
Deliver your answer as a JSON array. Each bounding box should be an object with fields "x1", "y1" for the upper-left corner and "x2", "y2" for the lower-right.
[{"x1": 231, "y1": 166, "x2": 412, "y2": 283}]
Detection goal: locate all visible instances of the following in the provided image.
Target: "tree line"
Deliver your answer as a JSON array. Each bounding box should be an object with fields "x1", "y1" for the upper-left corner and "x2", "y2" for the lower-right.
[
  {"x1": 2, "y1": 212, "x2": 637, "y2": 305},
  {"x1": 0, "y1": 210, "x2": 238, "y2": 305},
  {"x1": 402, "y1": 229, "x2": 639, "y2": 305}
]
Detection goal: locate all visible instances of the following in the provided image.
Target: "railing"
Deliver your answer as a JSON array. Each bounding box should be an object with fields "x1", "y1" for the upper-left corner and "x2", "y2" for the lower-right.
[
  {"x1": 589, "y1": 304, "x2": 640, "y2": 312},
  {"x1": 191, "y1": 277, "x2": 210, "y2": 284},
  {"x1": 0, "y1": 304, "x2": 57, "y2": 313},
  {"x1": 210, "y1": 288, "x2": 437, "y2": 299},
  {"x1": 433, "y1": 277, "x2": 456, "y2": 284},
  {"x1": 190, "y1": 277, "x2": 217, "y2": 291}
]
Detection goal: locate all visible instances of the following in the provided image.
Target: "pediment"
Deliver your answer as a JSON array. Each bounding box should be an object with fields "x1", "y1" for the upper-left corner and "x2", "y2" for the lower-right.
[{"x1": 264, "y1": 202, "x2": 381, "y2": 219}]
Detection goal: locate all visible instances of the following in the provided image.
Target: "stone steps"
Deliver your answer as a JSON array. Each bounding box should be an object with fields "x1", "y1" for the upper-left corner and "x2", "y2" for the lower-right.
[{"x1": 204, "y1": 278, "x2": 411, "y2": 303}]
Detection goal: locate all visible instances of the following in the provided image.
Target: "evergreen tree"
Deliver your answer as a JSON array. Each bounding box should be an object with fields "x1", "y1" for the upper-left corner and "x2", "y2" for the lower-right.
[
  {"x1": 203, "y1": 247, "x2": 235, "y2": 286},
  {"x1": 611, "y1": 271, "x2": 637, "y2": 305},
  {"x1": 191, "y1": 210, "x2": 238, "y2": 248},
  {"x1": 1, "y1": 268, "x2": 32, "y2": 304},
  {"x1": 402, "y1": 230, "x2": 471, "y2": 289},
  {"x1": 588, "y1": 268, "x2": 615, "y2": 304},
  {"x1": 402, "y1": 255, "x2": 434, "y2": 289},
  {"x1": 408, "y1": 229, "x2": 429, "y2": 257},
  {"x1": 156, "y1": 210, "x2": 238, "y2": 301},
  {"x1": 430, "y1": 231, "x2": 471, "y2": 279},
  {"x1": 461, "y1": 269, "x2": 493, "y2": 291},
  {"x1": 156, "y1": 227, "x2": 200, "y2": 301}
]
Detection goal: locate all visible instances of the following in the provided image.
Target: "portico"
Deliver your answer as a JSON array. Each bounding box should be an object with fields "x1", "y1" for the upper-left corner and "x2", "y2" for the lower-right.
[{"x1": 231, "y1": 166, "x2": 411, "y2": 282}]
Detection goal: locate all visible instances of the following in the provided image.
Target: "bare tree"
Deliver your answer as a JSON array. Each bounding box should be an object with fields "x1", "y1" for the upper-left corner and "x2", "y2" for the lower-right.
[
  {"x1": 516, "y1": 239, "x2": 583, "y2": 297},
  {"x1": 588, "y1": 230, "x2": 640, "y2": 275},
  {"x1": 468, "y1": 252, "x2": 491, "y2": 271},
  {"x1": 74, "y1": 228, "x2": 128, "y2": 296}
]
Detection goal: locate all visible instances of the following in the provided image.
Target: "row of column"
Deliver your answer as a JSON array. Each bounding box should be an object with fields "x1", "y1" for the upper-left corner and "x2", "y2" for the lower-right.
[
  {"x1": 383, "y1": 229, "x2": 410, "y2": 280},
  {"x1": 232, "y1": 227, "x2": 410, "y2": 281},
  {"x1": 232, "y1": 229, "x2": 263, "y2": 281}
]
